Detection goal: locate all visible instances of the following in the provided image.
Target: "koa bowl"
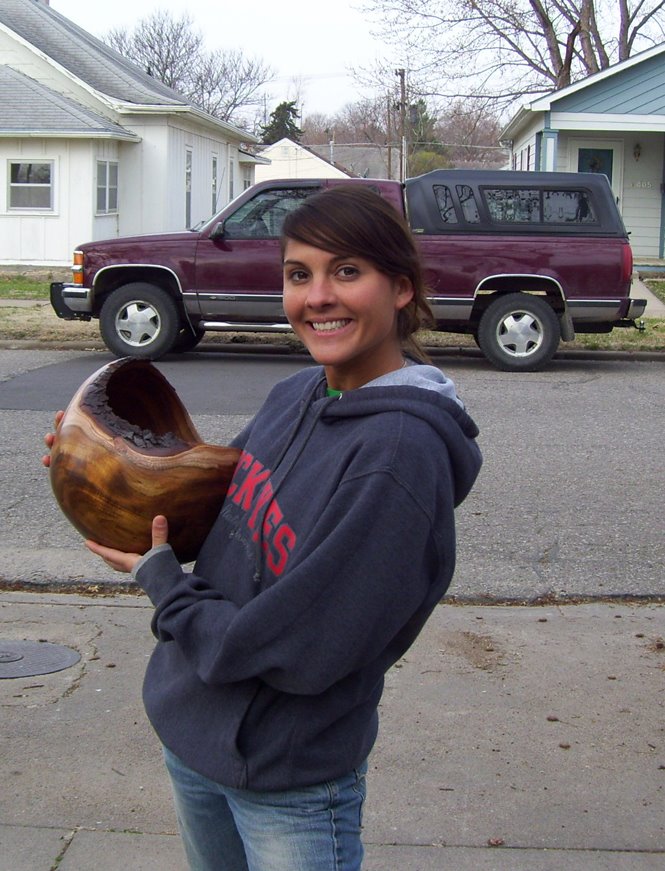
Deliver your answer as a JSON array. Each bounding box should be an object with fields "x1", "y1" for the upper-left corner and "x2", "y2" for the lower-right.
[{"x1": 49, "y1": 358, "x2": 241, "y2": 562}]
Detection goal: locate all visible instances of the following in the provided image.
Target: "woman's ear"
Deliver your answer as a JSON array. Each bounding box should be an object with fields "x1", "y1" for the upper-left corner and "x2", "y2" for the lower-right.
[{"x1": 394, "y1": 276, "x2": 415, "y2": 311}]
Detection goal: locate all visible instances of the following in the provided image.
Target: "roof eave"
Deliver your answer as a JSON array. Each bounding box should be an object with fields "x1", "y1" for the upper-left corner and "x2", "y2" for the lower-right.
[
  {"x1": 239, "y1": 151, "x2": 271, "y2": 164},
  {"x1": 112, "y1": 101, "x2": 260, "y2": 143},
  {"x1": 0, "y1": 130, "x2": 141, "y2": 141},
  {"x1": 500, "y1": 105, "x2": 540, "y2": 142},
  {"x1": 502, "y1": 42, "x2": 665, "y2": 141}
]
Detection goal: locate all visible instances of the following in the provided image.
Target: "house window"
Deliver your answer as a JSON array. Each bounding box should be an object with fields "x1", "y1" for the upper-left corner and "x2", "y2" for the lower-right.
[
  {"x1": 212, "y1": 156, "x2": 218, "y2": 213},
  {"x1": 229, "y1": 156, "x2": 235, "y2": 200},
  {"x1": 185, "y1": 149, "x2": 193, "y2": 228},
  {"x1": 8, "y1": 161, "x2": 53, "y2": 209},
  {"x1": 96, "y1": 161, "x2": 118, "y2": 213},
  {"x1": 577, "y1": 147, "x2": 614, "y2": 182},
  {"x1": 242, "y1": 167, "x2": 252, "y2": 190}
]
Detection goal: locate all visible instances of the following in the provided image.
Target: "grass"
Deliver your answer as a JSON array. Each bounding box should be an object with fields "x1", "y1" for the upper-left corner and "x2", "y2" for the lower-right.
[
  {"x1": 0, "y1": 271, "x2": 68, "y2": 299},
  {"x1": 0, "y1": 271, "x2": 663, "y2": 352}
]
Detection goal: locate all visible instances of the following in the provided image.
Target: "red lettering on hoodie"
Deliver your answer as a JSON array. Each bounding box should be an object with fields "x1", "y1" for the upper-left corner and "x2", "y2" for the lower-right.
[
  {"x1": 226, "y1": 450, "x2": 297, "y2": 576},
  {"x1": 232, "y1": 459, "x2": 270, "y2": 511},
  {"x1": 248, "y1": 481, "x2": 274, "y2": 532},
  {"x1": 268, "y1": 524, "x2": 297, "y2": 576}
]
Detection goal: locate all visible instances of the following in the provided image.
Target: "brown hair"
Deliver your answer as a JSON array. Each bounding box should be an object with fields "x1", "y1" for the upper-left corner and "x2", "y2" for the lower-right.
[{"x1": 281, "y1": 185, "x2": 434, "y2": 363}]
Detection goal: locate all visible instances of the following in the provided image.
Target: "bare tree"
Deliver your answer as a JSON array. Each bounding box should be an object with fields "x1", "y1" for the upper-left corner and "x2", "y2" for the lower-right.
[
  {"x1": 105, "y1": 10, "x2": 273, "y2": 125},
  {"x1": 436, "y1": 99, "x2": 509, "y2": 168},
  {"x1": 360, "y1": 0, "x2": 665, "y2": 106},
  {"x1": 189, "y1": 49, "x2": 273, "y2": 123},
  {"x1": 301, "y1": 93, "x2": 505, "y2": 176}
]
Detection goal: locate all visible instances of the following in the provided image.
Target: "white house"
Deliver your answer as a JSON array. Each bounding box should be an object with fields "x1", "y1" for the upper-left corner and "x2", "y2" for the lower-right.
[
  {"x1": 500, "y1": 43, "x2": 665, "y2": 257},
  {"x1": 255, "y1": 138, "x2": 352, "y2": 183},
  {"x1": 0, "y1": 0, "x2": 261, "y2": 266}
]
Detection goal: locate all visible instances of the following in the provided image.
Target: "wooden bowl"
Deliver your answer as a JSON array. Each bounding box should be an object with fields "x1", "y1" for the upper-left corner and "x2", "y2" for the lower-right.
[{"x1": 49, "y1": 358, "x2": 240, "y2": 562}]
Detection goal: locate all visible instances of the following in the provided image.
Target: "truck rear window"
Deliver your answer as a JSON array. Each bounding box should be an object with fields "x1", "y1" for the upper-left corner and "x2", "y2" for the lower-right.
[
  {"x1": 433, "y1": 184, "x2": 481, "y2": 224},
  {"x1": 483, "y1": 188, "x2": 598, "y2": 225}
]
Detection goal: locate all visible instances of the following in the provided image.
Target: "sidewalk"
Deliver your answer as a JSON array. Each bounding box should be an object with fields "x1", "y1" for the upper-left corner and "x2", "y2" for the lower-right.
[
  {"x1": 633, "y1": 273, "x2": 665, "y2": 318},
  {"x1": 1, "y1": 591, "x2": 663, "y2": 870}
]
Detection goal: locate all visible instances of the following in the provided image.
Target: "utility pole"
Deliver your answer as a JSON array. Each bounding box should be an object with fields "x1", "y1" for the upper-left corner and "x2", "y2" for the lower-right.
[
  {"x1": 395, "y1": 68, "x2": 407, "y2": 182},
  {"x1": 386, "y1": 93, "x2": 392, "y2": 179}
]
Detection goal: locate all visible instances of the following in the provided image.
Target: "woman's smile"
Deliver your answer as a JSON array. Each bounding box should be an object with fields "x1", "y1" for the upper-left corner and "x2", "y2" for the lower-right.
[{"x1": 310, "y1": 318, "x2": 352, "y2": 333}]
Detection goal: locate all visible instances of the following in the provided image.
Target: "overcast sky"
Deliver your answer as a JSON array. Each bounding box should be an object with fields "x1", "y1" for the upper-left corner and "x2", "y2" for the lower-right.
[{"x1": 50, "y1": 0, "x2": 389, "y2": 120}]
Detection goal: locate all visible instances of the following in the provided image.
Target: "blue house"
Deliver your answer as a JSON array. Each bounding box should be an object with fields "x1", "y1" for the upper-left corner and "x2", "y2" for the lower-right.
[{"x1": 500, "y1": 43, "x2": 665, "y2": 257}]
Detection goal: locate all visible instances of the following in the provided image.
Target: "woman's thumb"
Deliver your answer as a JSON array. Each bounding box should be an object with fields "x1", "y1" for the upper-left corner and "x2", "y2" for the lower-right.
[{"x1": 152, "y1": 515, "x2": 169, "y2": 547}]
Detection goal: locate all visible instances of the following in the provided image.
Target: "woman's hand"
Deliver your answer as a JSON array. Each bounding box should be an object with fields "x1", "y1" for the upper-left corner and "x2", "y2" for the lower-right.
[
  {"x1": 85, "y1": 515, "x2": 170, "y2": 574},
  {"x1": 42, "y1": 410, "x2": 64, "y2": 468}
]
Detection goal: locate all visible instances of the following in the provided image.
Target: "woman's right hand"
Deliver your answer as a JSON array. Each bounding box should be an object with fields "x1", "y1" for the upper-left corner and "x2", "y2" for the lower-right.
[{"x1": 42, "y1": 410, "x2": 65, "y2": 468}]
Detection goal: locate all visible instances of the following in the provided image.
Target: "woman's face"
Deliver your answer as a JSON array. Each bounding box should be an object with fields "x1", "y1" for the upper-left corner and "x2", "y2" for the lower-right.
[{"x1": 282, "y1": 239, "x2": 414, "y2": 391}]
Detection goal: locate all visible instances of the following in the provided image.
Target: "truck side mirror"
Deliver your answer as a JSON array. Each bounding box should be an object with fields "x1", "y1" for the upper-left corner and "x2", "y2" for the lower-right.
[{"x1": 210, "y1": 221, "x2": 225, "y2": 240}]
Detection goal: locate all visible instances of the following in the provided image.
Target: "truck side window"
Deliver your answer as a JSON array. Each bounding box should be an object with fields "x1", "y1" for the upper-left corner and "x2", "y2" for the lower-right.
[
  {"x1": 456, "y1": 185, "x2": 480, "y2": 223},
  {"x1": 223, "y1": 189, "x2": 315, "y2": 239},
  {"x1": 433, "y1": 185, "x2": 458, "y2": 223},
  {"x1": 484, "y1": 188, "x2": 540, "y2": 223},
  {"x1": 543, "y1": 190, "x2": 597, "y2": 224}
]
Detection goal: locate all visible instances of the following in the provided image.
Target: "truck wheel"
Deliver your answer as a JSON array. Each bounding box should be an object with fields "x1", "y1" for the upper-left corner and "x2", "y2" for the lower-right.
[
  {"x1": 99, "y1": 283, "x2": 180, "y2": 359},
  {"x1": 477, "y1": 293, "x2": 560, "y2": 372}
]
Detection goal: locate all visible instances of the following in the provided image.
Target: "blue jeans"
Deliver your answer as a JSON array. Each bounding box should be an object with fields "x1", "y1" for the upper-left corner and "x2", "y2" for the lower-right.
[{"x1": 163, "y1": 746, "x2": 367, "y2": 871}]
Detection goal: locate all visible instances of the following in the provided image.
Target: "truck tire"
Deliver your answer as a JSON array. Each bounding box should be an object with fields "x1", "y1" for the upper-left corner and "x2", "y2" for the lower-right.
[
  {"x1": 99, "y1": 283, "x2": 181, "y2": 359},
  {"x1": 477, "y1": 293, "x2": 560, "y2": 372}
]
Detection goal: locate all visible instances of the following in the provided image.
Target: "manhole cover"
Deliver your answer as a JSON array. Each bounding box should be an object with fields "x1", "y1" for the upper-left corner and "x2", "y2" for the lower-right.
[{"x1": 0, "y1": 640, "x2": 81, "y2": 679}]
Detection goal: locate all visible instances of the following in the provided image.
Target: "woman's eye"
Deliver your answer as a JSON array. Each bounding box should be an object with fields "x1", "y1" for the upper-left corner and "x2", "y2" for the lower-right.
[
  {"x1": 337, "y1": 265, "x2": 359, "y2": 278},
  {"x1": 287, "y1": 269, "x2": 308, "y2": 282}
]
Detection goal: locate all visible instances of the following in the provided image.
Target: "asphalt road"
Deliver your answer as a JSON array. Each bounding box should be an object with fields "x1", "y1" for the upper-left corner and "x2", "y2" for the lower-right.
[{"x1": 1, "y1": 348, "x2": 663, "y2": 600}]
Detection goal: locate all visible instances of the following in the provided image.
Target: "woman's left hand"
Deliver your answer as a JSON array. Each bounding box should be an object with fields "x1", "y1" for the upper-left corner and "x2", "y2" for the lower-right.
[{"x1": 85, "y1": 515, "x2": 169, "y2": 574}]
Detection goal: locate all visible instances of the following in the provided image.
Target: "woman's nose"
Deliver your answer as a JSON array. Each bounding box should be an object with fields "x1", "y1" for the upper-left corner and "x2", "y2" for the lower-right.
[{"x1": 305, "y1": 275, "x2": 335, "y2": 308}]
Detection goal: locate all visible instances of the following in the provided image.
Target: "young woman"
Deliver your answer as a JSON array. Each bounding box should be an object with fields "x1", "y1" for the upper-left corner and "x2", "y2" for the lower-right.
[{"x1": 45, "y1": 185, "x2": 482, "y2": 871}]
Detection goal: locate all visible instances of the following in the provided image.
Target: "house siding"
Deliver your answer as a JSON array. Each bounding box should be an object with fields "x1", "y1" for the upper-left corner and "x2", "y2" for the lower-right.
[
  {"x1": 553, "y1": 54, "x2": 665, "y2": 115},
  {"x1": 255, "y1": 139, "x2": 349, "y2": 182},
  {"x1": 166, "y1": 122, "x2": 239, "y2": 231},
  {"x1": 0, "y1": 137, "x2": 96, "y2": 264},
  {"x1": 508, "y1": 115, "x2": 543, "y2": 171},
  {"x1": 555, "y1": 131, "x2": 663, "y2": 256},
  {"x1": 619, "y1": 133, "x2": 663, "y2": 257}
]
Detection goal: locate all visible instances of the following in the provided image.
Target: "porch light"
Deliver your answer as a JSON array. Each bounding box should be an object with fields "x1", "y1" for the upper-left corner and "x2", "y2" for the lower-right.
[{"x1": 633, "y1": 143, "x2": 642, "y2": 161}]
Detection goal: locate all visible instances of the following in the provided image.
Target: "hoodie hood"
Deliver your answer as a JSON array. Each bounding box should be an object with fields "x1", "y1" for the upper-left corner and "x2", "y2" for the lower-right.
[
  {"x1": 316, "y1": 364, "x2": 481, "y2": 507},
  {"x1": 364, "y1": 360, "x2": 464, "y2": 405}
]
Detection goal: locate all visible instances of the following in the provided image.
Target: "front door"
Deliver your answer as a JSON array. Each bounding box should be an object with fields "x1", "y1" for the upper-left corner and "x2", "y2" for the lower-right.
[{"x1": 569, "y1": 139, "x2": 624, "y2": 208}]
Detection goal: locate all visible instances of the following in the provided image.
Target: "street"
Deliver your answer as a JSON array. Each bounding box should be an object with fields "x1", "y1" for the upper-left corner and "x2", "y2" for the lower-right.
[
  {"x1": 0, "y1": 348, "x2": 663, "y2": 600},
  {"x1": 1, "y1": 348, "x2": 664, "y2": 871}
]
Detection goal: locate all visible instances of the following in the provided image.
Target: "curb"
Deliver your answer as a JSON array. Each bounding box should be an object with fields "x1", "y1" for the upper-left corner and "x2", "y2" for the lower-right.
[
  {"x1": 0, "y1": 338, "x2": 664, "y2": 362},
  {"x1": 2, "y1": 574, "x2": 664, "y2": 604}
]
